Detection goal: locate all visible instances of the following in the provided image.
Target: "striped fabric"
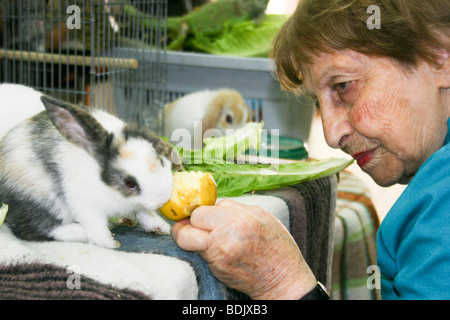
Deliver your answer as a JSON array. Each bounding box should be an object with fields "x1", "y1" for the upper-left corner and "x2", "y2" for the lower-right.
[
  {"x1": 0, "y1": 263, "x2": 151, "y2": 300},
  {"x1": 332, "y1": 171, "x2": 382, "y2": 300}
]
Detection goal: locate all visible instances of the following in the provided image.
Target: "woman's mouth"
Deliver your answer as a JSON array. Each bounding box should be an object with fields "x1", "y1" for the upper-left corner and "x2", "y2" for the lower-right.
[{"x1": 353, "y1": 149, "x2": 377, "y2": 168}]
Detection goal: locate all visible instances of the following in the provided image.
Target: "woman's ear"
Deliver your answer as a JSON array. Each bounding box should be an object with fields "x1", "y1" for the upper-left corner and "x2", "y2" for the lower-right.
[{"x1": 434, "y1": 49, "x2": 450, "y2": 89}]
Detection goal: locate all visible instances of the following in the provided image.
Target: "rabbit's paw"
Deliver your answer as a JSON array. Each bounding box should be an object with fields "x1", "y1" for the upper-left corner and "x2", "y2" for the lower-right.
[
  {"x1": 89, "y1": 235, "x2": 121, "y2": 249},
  {"x1": 83, "y1": 225, "x2": 122, "y2": 249},
  {"x1": 136, "y1": 211, "x2": 171, "y2": 235},
  {"x1": 51, "y1": 223, "x2": 88, "y2": 243}
]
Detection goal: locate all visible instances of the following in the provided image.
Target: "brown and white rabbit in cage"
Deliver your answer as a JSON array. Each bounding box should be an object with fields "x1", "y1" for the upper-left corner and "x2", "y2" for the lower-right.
[
  {"x1": 0, "y1": 84, "x2": 178, "y2": 248},
  {"x1": 164, "y1": 89, "x2": 251, "y2": 149}
]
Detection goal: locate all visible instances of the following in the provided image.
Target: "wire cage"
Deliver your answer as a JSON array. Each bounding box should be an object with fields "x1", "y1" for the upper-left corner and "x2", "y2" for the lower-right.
[{"x1": 0, "y1": 0, "x2": 168, "y2": 134}]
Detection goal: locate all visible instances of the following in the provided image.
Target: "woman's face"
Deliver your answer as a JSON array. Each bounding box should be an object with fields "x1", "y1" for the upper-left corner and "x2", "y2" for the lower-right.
[{"x1": 302, "y1": 50, "x2": 449, "y2": 187}]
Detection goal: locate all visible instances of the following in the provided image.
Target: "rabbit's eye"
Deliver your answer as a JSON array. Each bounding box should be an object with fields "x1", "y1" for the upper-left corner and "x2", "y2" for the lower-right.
[
  {"x1": 225, "y1": 115, "x2": 233, "y2": 124},
  {"x1": 123, "y1": 177, "x2": 139, "y2": 191}
]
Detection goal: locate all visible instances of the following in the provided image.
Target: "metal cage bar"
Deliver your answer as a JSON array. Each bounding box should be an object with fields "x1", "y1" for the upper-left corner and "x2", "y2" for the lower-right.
[{"x1": 0, "y1": 0, "x2": 167, "y2": 134}]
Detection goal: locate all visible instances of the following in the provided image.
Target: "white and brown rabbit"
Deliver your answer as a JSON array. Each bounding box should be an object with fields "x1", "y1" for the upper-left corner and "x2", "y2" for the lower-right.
[
  {"x1": 164, "y1": 89, "x2": 251, "y2": 149},
  {"x1": 0, "y1": 84, "x2": 178, "y2": 248}
]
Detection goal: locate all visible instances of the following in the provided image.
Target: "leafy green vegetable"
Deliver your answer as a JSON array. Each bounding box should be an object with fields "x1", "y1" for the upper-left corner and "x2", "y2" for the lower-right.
[
  {"x1": 202, "y1": 122, "x2": 263, "y2": 161},
  {"x1": 184, "y1": 158, "x2": 353, "y2": 197},
  {"x1": 125, "y1": 0, "x2": 271, "y2": 53},
  {"x1": 191, "y1": 14, "x2": 289, "y2": 57},
  {"x1": 175, "y1": 122, "x2": 264, "y2": 164},
  {"x1": 172, "y1": 121, "x2": 352, "y2": 197},
  {"x1": 0, "y1": 203, "x2": 8, "y2": 229}
]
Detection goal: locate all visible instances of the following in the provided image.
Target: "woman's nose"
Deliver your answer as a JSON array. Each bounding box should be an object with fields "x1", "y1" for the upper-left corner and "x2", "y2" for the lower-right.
[{"x1": 320, "y1": 105, "x2": 354, "y2": 149}]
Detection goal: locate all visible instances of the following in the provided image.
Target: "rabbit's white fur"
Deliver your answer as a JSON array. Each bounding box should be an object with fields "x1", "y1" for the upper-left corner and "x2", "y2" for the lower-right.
[
  {"x1": 165, "y1": 89, "x2": 250, "y2": 149},
  {"x1": 0, "y1": 84, "x2": 173, "y2": 248},
  {"x1": 0, "y1": 84, "x2": 45, "y2": 139}
]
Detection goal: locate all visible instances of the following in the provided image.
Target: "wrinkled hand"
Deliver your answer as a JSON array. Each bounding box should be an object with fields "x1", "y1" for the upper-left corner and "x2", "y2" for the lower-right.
[{"x1": 171, "y1": 199, "x2": 317, "y2": 299}]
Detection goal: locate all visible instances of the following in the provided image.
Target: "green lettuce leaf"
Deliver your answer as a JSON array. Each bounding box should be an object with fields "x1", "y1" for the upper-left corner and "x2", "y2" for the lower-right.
[
  {"x1": 191, "y1": 14, "x2": 289, "y2": 57},
  {"x1": 172, "y1": 121, "x2": 352, "y2": 197},
  {"x1": 0, "y1": 203, "x2": 8, "y2": 229},
  {"x1": 175, "y1": 122, "x2": 264, "y2": 164},
  {"x1": 202, "y1": 122, "x2": 263, "y2": 161},
  {"x1": 184, "y1": 158, "x2": 353, "y2": 197}
]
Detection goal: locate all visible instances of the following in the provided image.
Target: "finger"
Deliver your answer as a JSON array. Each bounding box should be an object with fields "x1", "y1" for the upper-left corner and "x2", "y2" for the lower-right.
[
  {"x1": 171, "y1": 221, "x2": 209, "y2": 252},
  {"x1": 175, "y1": 217, "x2": 191, "y2": 225},
  {"x1": 189, "y1": 205, "x2": 228, "y2": 231},
  {"x1": 216, "y1": 198, "x2": 249, "y2": 210},
  {"x1": 191, "y1": 200, "x2": 256, "y2": 231},
  {"x1": 217, "y1": 198, "x2": 269, "y2": 220},
  {"x1": 215, "y1": 199, "x2": 263, "y2": 217}
]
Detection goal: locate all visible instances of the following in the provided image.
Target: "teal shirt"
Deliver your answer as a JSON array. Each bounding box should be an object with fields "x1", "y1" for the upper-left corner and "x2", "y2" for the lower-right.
[{"x1": 377, "y1": 118, "x2": 450, "y2": 299}]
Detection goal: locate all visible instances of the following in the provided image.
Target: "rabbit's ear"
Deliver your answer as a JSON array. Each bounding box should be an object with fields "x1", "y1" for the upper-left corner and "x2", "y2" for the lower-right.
[{"x1": 40, "y1": 95, "x2": 110, "y2": 153}]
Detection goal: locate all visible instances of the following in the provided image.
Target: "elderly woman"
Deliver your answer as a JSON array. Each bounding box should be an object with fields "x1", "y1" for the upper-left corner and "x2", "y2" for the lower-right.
[{"x1": 172, "y1": 0, "x2": 450, "y2": 299}]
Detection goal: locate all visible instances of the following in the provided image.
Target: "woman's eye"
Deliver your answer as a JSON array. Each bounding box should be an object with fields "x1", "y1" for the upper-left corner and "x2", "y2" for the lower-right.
[
  {"x1": 334, "y1": 81, "x2": 350, "y2": 93},
  {"x1": 332, "y1": 80, "x2": 357, "y2": 103}
]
